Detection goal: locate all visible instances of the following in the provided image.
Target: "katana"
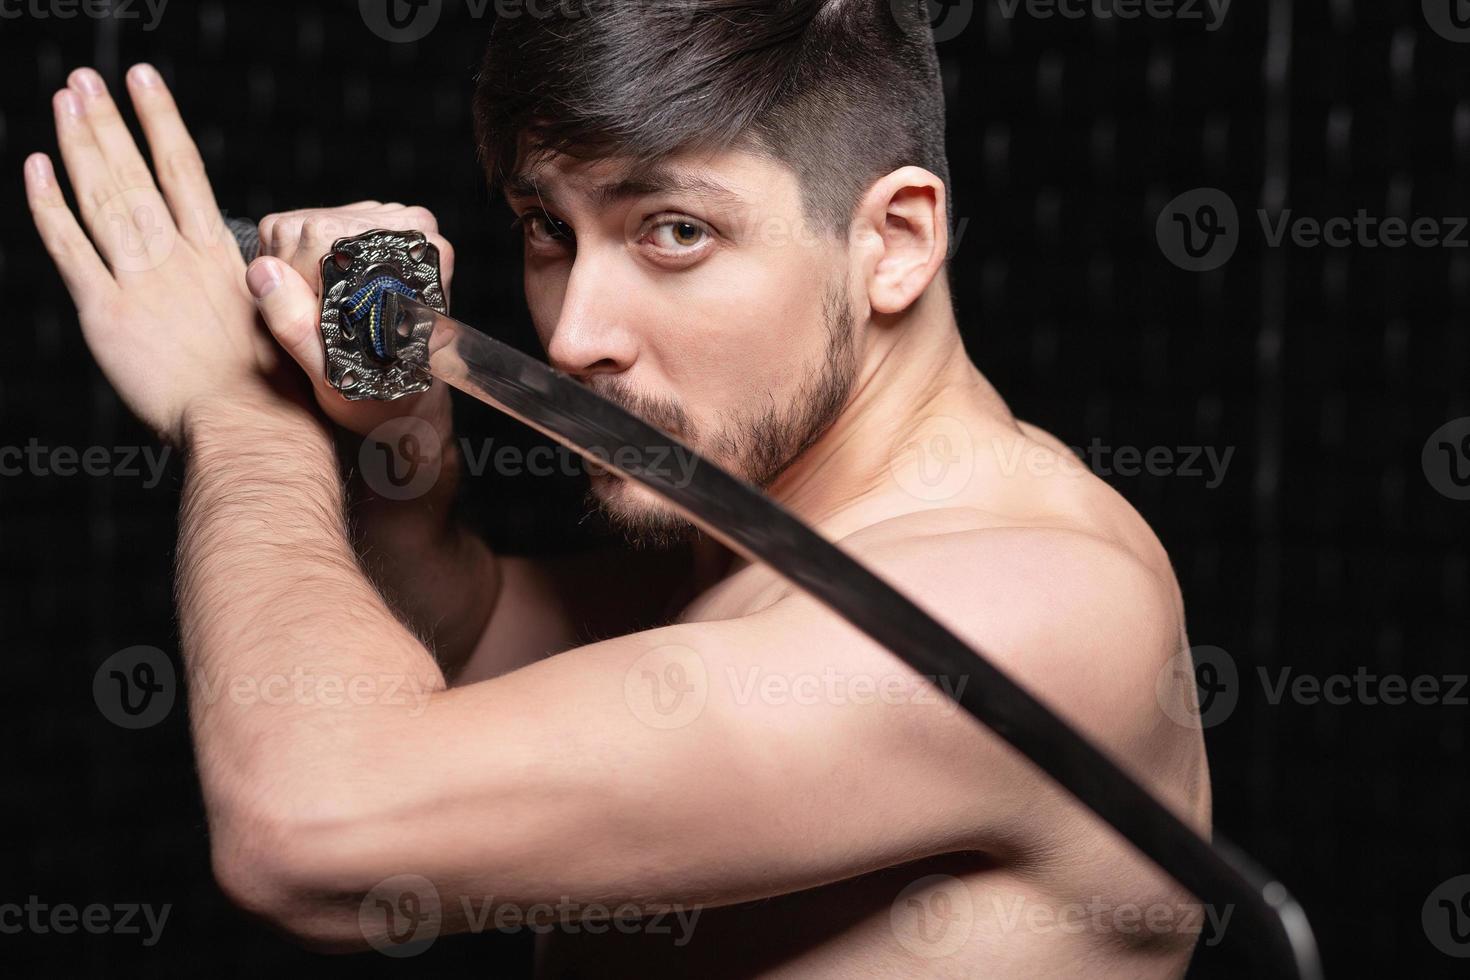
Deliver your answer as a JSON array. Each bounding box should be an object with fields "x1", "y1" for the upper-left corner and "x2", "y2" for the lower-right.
[{"x1": 229, "y1": 220, "x2": 1321, "y2": 978}]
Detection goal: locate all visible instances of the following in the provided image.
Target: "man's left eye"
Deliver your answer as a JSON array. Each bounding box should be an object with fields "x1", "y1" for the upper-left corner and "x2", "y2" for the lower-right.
[{"x1": 649, "y1": 219, "x2": 707, "y2": 250}]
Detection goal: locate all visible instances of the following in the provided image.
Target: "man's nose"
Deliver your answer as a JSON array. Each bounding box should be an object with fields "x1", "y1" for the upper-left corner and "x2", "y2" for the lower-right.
[{"x1": 544, "y1": 255, "x2": 639, "y2": 379}]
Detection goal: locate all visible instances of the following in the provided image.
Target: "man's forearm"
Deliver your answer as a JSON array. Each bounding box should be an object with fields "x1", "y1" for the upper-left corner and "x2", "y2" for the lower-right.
[
  {"x1": 339, "y1": 428, "x2": 500, "y2": 681},
  {"x1": 175, "y1": 393, "x2": 446, "y2": 842}
]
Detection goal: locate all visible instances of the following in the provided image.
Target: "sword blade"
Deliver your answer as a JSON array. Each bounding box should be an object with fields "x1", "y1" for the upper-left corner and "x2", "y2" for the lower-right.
[{"x1": 403, "y1": 296, "x2": 1318, "y2": 979}]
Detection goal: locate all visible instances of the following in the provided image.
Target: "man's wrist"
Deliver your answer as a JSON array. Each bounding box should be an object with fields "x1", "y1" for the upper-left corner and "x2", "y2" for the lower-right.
[
  {"x1": 176, "y1": 381, "x2": 357, "y2": 583},
  {"x1": 182, "y1": 383, "x2": 341, "y2": 492}
]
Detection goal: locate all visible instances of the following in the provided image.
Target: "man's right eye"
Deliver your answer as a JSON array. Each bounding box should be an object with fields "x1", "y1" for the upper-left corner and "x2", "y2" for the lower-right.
[{"x1": 515, "y1": 210, "x2": 574, "y2": 245}]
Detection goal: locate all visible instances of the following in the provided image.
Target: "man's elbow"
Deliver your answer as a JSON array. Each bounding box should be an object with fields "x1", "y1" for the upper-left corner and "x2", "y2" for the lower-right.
[{"x1": 207, "y1": 790, "x2": 386, "y2": 952}]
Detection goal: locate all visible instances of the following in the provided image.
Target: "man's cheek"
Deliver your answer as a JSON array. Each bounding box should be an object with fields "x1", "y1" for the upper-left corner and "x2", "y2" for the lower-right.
[{"x1": 524, "y1": 275, "x2": 567, "y2": 346}]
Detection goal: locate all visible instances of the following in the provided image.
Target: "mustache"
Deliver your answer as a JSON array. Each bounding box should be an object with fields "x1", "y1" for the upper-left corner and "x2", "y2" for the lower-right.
[{"x1": 581, "y1": 376, "x2": 692, "y2": 439}]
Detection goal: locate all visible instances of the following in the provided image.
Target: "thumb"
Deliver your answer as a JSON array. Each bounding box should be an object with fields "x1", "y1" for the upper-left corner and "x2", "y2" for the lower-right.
[{"x1": 246, "y1": 256, "x2": 325, "y2": 379}]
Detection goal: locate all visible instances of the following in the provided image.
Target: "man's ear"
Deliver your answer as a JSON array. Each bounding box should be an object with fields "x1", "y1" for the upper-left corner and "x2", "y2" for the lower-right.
[{"x1": 851, "y1": 167, "x2": 949, "y2": 316}]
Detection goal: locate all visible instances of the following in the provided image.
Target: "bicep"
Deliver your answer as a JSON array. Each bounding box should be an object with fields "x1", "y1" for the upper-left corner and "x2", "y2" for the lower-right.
[{"x1": 335, "y1": 593, "x2": 1011, "y2": 915}]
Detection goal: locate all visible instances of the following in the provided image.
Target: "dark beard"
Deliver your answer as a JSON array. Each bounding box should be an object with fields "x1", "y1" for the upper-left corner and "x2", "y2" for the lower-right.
[{"x1": 583, "y1": 278, "x2": 858, "y2": 550}]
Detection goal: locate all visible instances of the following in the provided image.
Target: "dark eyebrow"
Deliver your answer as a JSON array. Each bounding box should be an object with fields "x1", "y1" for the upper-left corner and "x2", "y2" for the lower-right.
[
  {"x1": 590, "y1": 168, "x2": 745, "y2": 210},
  {"x1": 504, "y1": 173, "x2": 553, "y2": 204},
  {"x1": 504, "y1": 166, "x2": 745, "y2": 212}
]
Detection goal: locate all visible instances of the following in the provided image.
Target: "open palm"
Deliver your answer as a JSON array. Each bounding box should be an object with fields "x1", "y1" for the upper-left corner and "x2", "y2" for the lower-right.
[{"x1": 24, "y1": 64, "x2": 292, "y2": 444}]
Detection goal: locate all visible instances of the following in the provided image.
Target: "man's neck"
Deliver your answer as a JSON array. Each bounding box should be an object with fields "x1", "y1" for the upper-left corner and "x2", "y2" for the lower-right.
[{"x1": 688, "y1": 281, "x2": 1020, "y2": 585}]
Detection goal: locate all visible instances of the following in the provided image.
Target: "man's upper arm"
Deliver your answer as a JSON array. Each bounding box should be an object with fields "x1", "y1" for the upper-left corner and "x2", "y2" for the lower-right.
[
  {"x1": 452, "y1": 546, "x2": 694, "y2": 684},
  {"x1": 263, "y1": 527, "x2": 1185, "y2": 941}
]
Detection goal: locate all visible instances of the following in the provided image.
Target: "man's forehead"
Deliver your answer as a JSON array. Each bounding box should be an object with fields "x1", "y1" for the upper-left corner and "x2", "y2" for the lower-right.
[{"x1": 503, "y1": 150, "x2": 783, "y2": 211}]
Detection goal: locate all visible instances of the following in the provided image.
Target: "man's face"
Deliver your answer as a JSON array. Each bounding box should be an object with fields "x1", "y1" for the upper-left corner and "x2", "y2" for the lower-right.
[{"x1": 505, "y1": 148, "x2": 861, "y2": 546}]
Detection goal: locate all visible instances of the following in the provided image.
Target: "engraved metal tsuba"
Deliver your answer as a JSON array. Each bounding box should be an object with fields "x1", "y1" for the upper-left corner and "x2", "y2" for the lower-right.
[{"x1": 318, "y1": 229, "x2": 447, "y2": 401}]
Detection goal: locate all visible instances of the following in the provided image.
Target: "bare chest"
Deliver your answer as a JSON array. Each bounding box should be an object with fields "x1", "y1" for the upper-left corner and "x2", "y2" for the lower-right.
[{"x1": 534, "y1": 853, "x2": 1195, "y2": 979}]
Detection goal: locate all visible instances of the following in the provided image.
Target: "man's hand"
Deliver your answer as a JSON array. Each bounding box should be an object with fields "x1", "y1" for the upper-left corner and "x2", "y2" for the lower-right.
[
  {"x1": 253, "y1": 203, "x2": 457, "y2": 444},
  {"x1": 248, "y1": 206, "x2": 492, "y2": 677},
  {"x1": 24, "y1": 64, "x2": 297, "y2": 445}
]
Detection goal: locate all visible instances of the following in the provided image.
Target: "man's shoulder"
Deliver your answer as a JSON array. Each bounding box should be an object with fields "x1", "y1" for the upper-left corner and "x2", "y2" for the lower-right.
[
  {"x1": 830, "y1": 507, "x2": 1207, "y2": 824},
  {"x1": 839, "y1": 505, "x2": 1181, "y2": 619},
  {"x1": 831, "y1": 510, "x2": 1187, "y2": 738}
]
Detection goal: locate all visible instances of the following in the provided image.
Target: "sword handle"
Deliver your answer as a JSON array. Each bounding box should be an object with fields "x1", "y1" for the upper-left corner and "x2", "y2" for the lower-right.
[{"x1": 222, "y1": 214, "x2": 260, "y2": 263}]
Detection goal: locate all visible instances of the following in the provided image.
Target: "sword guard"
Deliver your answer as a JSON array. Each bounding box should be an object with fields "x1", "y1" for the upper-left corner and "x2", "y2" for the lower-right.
[{"x1": 318, "y1": 229, "x2": 447, "y2": 401}]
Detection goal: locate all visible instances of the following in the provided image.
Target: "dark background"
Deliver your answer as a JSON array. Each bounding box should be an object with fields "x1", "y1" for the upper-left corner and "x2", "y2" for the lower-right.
[{"x1": 1, "y1": 0, "x2": 1466, "y2": 976}]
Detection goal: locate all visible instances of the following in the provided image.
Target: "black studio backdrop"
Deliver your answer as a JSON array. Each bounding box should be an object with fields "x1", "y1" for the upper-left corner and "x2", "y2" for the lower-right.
[{"x1": 1, "y1": 1, "x2": 1466, "y2": 977}]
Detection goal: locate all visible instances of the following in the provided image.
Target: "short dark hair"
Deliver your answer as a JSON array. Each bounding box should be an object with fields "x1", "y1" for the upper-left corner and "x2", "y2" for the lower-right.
[{"x1": 472, "y1": 0, "x2": 951, "y2": 234}]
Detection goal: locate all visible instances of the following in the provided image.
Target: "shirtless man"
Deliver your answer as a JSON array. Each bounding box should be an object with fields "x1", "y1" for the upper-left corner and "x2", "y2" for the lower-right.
[{"x1": 24, "y1": 2, "x2": 1211, "y2": 976}]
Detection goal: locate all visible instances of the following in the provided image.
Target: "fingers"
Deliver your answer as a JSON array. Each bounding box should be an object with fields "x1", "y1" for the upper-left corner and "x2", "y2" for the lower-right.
[
  {"x1": 426, "y1": 233, "x2": 455, "y2": 291},
  {"x1": 259, "y1": 202, "x2": 383, "y2": 252},
  {"x1": 24, "y1": 153, "x2": 114, "y2": 315},
  {"x1": 247, "y1": 257, "x2": 326, "y2": 381},
  {"x1": 261, "y1": 204, "x2": 437, "y2": 254},
  {"x1": 124, "y1": 63, "x2": 226, "y2": 250},
  {"x1": 53, "y1": 70, "x2": 177, "y2": 276},
  {"x1": 67, "y1": 68, "x2": 156, "y2": 196},
  {"x1": 258, "y1": 204, "x2": 451, "y2": 291}
]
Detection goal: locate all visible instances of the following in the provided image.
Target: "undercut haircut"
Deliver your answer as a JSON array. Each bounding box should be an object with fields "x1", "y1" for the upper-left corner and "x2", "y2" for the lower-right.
[{"x1": 472, "y1": 0, "x2": 952, "y2": 235}]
